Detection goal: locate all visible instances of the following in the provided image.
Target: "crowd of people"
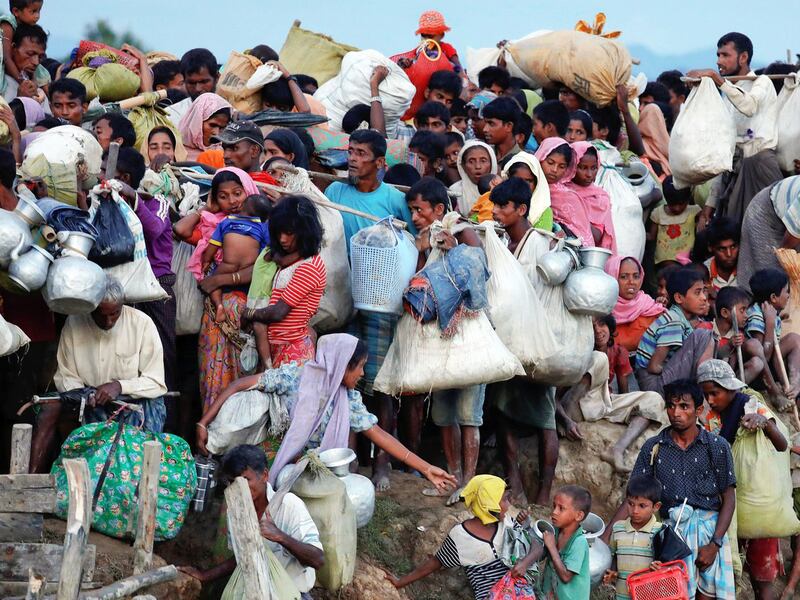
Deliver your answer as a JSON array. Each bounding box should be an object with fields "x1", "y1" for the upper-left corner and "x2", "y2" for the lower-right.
[{"x1": 2, "y1": 1, "x2": 800, "y2": 598}]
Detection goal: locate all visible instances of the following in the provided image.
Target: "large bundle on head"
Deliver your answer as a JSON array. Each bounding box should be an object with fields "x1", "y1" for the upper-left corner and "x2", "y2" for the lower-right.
[
  {"x1": 314, "y1": 50, "x2": 416, "y2": 139},
  {"x1": 505, "y1": 30, "x2": 632, "y2": 106},
  {"x1": 668, "y1": 78, "x2": 736, "y2": 188},
  {"x1": 20, "y1": 125, "x2": 103, "y2": 204},
  {"x1": 68, "y1": 49, "x2": 141, "y2": 102},
  {"x1": 279, "y1": 20, "x2": 359, "y2": 86},
  {"x1": 216, "y1": 51, "x2": 266, "y2": 115}
]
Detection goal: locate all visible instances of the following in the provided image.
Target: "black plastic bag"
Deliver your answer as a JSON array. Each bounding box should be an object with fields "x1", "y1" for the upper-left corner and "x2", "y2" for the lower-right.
[
  {"x1": 653, "y1": 524, "x2": 693, "y2": 562},
  {"x1": 88, "y1": 198, "x2": 135, "y2": 267}
]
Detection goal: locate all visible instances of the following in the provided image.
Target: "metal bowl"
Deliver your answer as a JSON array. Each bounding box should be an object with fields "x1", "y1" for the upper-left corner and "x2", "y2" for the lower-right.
[
  {"x1": 14, "y1": 196, "x2": 46, "y2": 227},
  {"x1": 319, "y1": 447, "x2": 357, "y2": 477},
  {"x1": 533, "y1": 519, "x2": 556, "y2": 539}
]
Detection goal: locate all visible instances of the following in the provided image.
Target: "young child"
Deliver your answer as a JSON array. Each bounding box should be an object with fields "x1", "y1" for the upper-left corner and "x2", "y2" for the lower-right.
[
  {"x1": 568, "y1": 142, "x2": 616, "y2": 251},
  {"x1": 712, "y1": 286, "x2": 769, "y2": 387},
  {"x1": 635, "y1": 267, "x2": 715, "y2": 395},
  {"x1": 746, "y1": 267, "x2": 800, "y2": 400},
  {"x1": 655, "y1": 264, "x2": 680, "y2": 307},
  {"x1": 467, "y1": 172, "x2": 502, "y2": 223},
  {"x1": 532, "y1": 99, "x2": 570, "y2": 144},
  {"x1": 648, "y1": 176, "x2": 701, "y2": 267},
  {"x1": 1, "y1": 1, "x2": 48, "y2": 95},
  {"x1": 201, "y1": 194, "x2": 271, "y2": 324},
  {"x1": 604, "y1": 476, "x2": 664, "y2": 600},
  {"x1": 412, "y1": 10, "x2": 461, "y2": 72},
  {"x1": 449, "y1": 98, "x2": 468, "y2": 136},
  {"x1": 540, "y1": 485, "x2": 592, "y2": 600},
  {"x1": 443, "y1": 131, "x2": 463, "y2": 185},
  {"x1": 704, "y1": 217, "x2": 740, "y2": 292}
]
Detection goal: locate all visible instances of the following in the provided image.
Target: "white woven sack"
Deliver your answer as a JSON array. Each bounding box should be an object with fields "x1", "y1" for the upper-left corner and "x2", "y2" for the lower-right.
[{"x1": 777, "y1": 74, "x2": 800, "y2": 173}]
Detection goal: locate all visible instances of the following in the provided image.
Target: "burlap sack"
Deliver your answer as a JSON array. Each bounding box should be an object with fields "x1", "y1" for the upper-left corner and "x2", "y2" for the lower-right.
[
  {"x1": 507, "y1": 30, "x2": 632, "y2": 106},
  {"x1": 279, "y1": 21, "x2": 358, "y2": 86},
  {"x1": 216, "y1": 51, "x2": 264, "y2": 115}
]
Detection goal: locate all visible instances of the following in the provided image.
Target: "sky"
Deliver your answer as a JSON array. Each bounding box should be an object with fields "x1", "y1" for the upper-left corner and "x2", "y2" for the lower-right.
[{"x1": 41, "y1": 1, "x2": 798, "y2": 77}]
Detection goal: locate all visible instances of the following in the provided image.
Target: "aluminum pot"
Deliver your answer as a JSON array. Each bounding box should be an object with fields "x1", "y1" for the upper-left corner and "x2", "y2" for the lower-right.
[
  {"x1": 621, "y1": 161, "x2": 658, "y2": 208},
  {"x1": 0, "y1": 210, "x2": 33, "y2": 268},
  {"x1": 536, "y1": 245, "x2": 580, "y2": 286},
  {"x1": 582, "y1": 512, "x2": 612, "y2": 587},
  {"x1": 57, "y1": 231, "x2": 96, "y2": 258},
  {"x1": 319, "y1": 448, "x2": 357, "y2": 477},
  {"x1": 8, "y1": 245, "x2": 54, "y2": 292},
  {"x1": 43, "y1": 255, "x2": 106, "y2": 314},
  {"x1": 319, "y1": 447, "x2": 375, "y2": 528},
  {"x1": 15, "y1": 196, "x2": 47, "y2": 227},
  {"x1": 532, "y1": 519, "x2": 556, "y2": 539},
  {"x1": 564, "y1": 247, "x2": 619, "y2": 317}
]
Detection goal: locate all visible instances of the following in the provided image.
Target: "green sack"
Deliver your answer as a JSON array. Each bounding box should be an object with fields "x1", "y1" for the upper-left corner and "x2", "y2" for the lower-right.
[
  {"x1": 278, "y1": 22, "x2": 358, "y2": 86},
  {"x1": 67, "y1": 67, "x2": 98, "y2": 100},
  {"x1": 128, "y1": 104, "x2": 176, "y2": 150},
  {"x1": 52, "y1": 422, "x2": 197, "y2": 541},
  {"x1": 68, "y1": 63, "x2": 140, "y2": 102}
]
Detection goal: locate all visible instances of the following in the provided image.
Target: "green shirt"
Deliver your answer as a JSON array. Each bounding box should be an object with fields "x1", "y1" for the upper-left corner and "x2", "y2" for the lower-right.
[{"x1": 540, "y1": 525, "x2": 590, "y2": 600}]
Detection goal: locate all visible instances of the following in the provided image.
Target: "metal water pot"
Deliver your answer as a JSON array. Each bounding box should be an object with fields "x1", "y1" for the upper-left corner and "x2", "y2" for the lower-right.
[
  {"x1": 319, "y1": 448, "x2": 376, "y2": 528},
  {"x1": 621, "y1": 161, "x2": 659, "y2": 208},
  {"x1": 8, "y1": 246, "x2": 54, "y2": 292},
  {"x1": 57, "y1": 231, "x2": 96, "y2": 258},
  {"x1": 536, "y1": 242, "x2": 580, "y2": 286},
  {"x1": 582, "y1": 512, "x2": 613, "y2": 587},
  {"x1": 43, "y1": 251, "x2": 106, "y2": 315},
  {"x1": 564, "y1": 247, "x2": 619, "y2": 317},
  {"x1": 0, "y1": 198, "x2": 45, "y2": 268}
]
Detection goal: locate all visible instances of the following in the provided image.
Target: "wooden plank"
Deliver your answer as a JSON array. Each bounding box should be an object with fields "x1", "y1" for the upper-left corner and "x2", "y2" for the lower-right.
[
  {"x1": 0, "y1": 488, "x2": 56, "y2": 513},
  {"x1": 0, "y1": 581, "x2": 59, "y2": 596},
  {"x1": 0, "y1": 474, "x2": 54, "y2": 489},
  {"x1": 78, "y1": 565, "x2": 177, "y2": 599},
  {"x1": 0, "y1": 513, "x2": 44, "y2": 543},
  {"x1": 0, "y1": 543, "x2": 95, "y2": 582},
  {"x1": 10, "y1": 424, "x2": 32, "y2": 475},
  {"x1": 132, "y1": 441, "x2": 160, "y2": 576},
  {"x1": 57, "y1": 459, "x2": 92, "y2": 600},
  {"x1": 225, "y1": 477, "x2": 271, "y2": 598}
]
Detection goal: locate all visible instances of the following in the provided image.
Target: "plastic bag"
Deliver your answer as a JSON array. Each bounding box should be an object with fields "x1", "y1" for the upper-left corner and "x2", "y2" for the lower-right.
[
  {"x1": 733, "y1": 416, "x2": 800, "y2": 539},
  {"x1": 507, "y1": 30, "x2": 632, "y2": 106},
  {"x1": 89, "y1": 197, "x2": 136, "y2": 267},
  {"x1": 776, "y1": 73, "x2": 800, "y2": 173},
  {"x1": 314, "y1": 49, "x2": 416, "y2": 139},
  {"x1": 488, "y1": 573, "x2": 537, "y2": 600},
  {"x1": 216, "y1": 51, "x2": 265, "y2": 115},
  {"x1": 482, "y1": 223, "x2": 559, "y2": 376},
  {"x1": 311, "y1": 203, "x2": 353, "y2": 332},
  {"x1": 374, "y1": 311, "x2": 523, "y2": 395},
  {"x1": 89, "y1": 183, "x2": 168, "y2": 303},
  {"x1": 279, "y1": 21, "x2": 359, "y2": 86},
  {"x1": 172, "y1": 240, "x2": 204, "y2": 335},
  {"x1": 52, "y1": 422, "x2": 196, "y2": 541},
  {"x1": 669, "y1": 77, "x2": 736, "y2": 189},
  {"x1": 0, "y1": 312, "x2": 30, "y2": 357},
  {"x1": 390, "y1": 40, "x2": 454, "y2": 119}
]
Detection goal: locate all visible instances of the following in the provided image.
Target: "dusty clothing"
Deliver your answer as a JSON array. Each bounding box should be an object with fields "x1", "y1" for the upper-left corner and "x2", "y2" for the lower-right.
[
  {"x1": 636, "y1": 329, "x2": 713, "y2": 396},
  {"x1": 490, "y1": 378, "x2": 556, "y2": 430},
  {"x1": 720, "y1": 72, "x2": 778, "y2": 158},
  {"x1": 742, "y1": 538, "x2": 783, "y2": 582},
  {"x1": 738, "y1": 181, "x2": 790, "y2": 292}
]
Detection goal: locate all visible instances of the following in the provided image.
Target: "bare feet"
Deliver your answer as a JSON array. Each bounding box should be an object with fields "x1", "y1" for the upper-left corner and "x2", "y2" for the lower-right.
[
  {"x1": 446, "y1": 487, "x2": 464, "y2": 506},
  {"x1": 770, "y1": 391, "x2": 794, "y2": 413},
  {"x1": 601, "y1": 448, "x2": 632, "y2": 474},
  {"x1": 560, "y1": 416, "x2": 584, "y2": 441},
  {"x1": 214, "y1": 303, "x2": 225, "y2": 323},
  {"x1": 780, "y1": 585, "x2": 795, "y2": 600},
  {"x1": 483, "y1": 434, "x2": 497, "y2": 448}
]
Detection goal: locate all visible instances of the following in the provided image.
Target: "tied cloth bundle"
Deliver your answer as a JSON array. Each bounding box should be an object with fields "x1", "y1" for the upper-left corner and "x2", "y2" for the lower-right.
[
  {"x1": 575, "y1": 12, "x2": 622, "y2": 39},
  {"x1": 461, "y1": 474, "x2": 507, "y2": 525}
]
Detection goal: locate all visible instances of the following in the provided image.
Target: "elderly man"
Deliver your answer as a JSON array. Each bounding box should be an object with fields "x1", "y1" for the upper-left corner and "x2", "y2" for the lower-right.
[
  {"x1": 178, "y1": 444, "x2": 324, "y2": 599},
  {"x1": 30, "y1": 277, "x2": 167, "y2": 472}
]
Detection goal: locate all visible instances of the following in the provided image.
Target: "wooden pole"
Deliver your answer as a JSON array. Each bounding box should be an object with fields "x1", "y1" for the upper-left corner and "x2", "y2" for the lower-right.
[
  {"x1": 225, "y1": 477, "x2": 271, "y2": 599},
  {"x1": 10, "y1": 423, "x2": 32, "y2": 474},
  {"x1": 132, "y1": 441, "x2": 161, "y2": 576},
  {"x1": 774, "y1": 330, "x2": 800, "y2": 430},
  {"x1": 56, "y1": 459, "x2": 91, "y2": 600},
  {"x1": 731, "y1": 311, "x2": 746, "y2": 382},
  {"x1": 681, "y1": 74, "x2": 795, "y2": 83},
  {"x1": 77, "y1": 565, "x2": 177, "y2": 600}
]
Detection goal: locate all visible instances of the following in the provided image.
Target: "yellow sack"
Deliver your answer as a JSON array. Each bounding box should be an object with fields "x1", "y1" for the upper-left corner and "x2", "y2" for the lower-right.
[
  {"x1": 216, "y1": 51, "x2": 264, "y2": 115},
  {"x1": 67, "y1": 66, "x2": 98, "y2": 100},
  {"x1": 507, "y1": 30, "x2": 632, "y2": 107},
  {"x1": 68, "y1": 63, "x2": 140, "y2": 102},
  {"x1": 733, "y1": 410, "x2": 800, "y2": 539},
  {"x1": 279, "y1": 20, "x2": 358, "y2": 85},
  {"x1": 128, "y1": 104, "x2": 176, "y2": 150}
]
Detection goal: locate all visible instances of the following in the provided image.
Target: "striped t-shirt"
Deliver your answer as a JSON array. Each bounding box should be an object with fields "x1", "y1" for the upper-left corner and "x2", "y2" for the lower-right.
[
  {"x1": 268, "y1": 254, "x2": 327, "y2": 344},
  {"x1": 435, "y1": 521, "x2": 509, "y2": 600},
  {"x1": 744, "y1": 304, "x2": 782, "y2": 341},
  {"x1": 609, "y1": 516, "x2": 663, "y2": 600},
  {"x1": 635, "y1": 305, "x2": 694, "y2": 370}
]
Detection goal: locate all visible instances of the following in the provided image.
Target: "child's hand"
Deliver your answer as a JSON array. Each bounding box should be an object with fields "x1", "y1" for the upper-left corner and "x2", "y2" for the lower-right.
[
  {"x1": 762, "y1": 301, "x2": 778, "y2": 326},
  {"x1": 516, "y1": 509, "x2": 530, "y2": 524},
  {"x1": 382, "y1": 569, "x2": 401, "y2": 588},
  {"x1": 602, "y1": 569, "x2": 618, "y2": 585},
  {"x1": 741, "y1": 413, "x2": 767, "y2": 431},
  {"x1": 542, "y1": 530, "x2": 556, "y2": 550},
  {"x1": 655, "y1": 295, "x2": 668, "y2": 306},
  {"x1": 510, "y1": 561, "x2": 528, "y2": 578},
  {"x1": 731, "y1": 332, "x2": 744, "y2": 348},
  {"x1": 650, "y1": 560, "x2": 663, "y2": 570}
]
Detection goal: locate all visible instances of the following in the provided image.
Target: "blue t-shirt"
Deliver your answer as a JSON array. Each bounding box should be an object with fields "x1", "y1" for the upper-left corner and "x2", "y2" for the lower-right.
[
  {"x1": 324, "y1": 181, "x2": 417, "y2": 252},
  {"x1": 209, "y1": 215, "x2": 270, "y2": 250}
]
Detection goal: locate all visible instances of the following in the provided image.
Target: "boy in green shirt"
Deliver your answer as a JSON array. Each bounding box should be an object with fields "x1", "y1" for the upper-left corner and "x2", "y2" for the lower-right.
[{"x1": 541, "y1": 485, "x2": 591, "y2": 600}]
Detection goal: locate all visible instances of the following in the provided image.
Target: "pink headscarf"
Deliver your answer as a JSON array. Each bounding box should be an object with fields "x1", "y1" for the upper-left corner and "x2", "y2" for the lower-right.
[
  {"x1": 212, "y1": 166, "x2": 260, "y2": 197},
  {"x1": 604, "y1": 255, "x2": 665, "y2": 324},
  {"x1": 534, "y1": 137, "x2": 594, "y2": 246},
  {"x1": 177, "y1": 92, "x2": 231, "y2": 152},
  {"x1": 566, "y1": 141, "x2": 617, "y2": 252},
  {"x1": 269, "y1": 334, "x2": 360, "y2": 485}
]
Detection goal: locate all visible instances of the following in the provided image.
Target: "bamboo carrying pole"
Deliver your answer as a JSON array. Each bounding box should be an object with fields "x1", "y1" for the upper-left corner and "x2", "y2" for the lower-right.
[
  {"x1": 132, "y1": 442, "x2": 161, "y2": 575},
  {"x1": 680, "y1": 74, "x2": 796, "y2": 83},
  {"x1": 731, "y1": 311, "x2": 746, "y2": 382},
  {"x1": 773, "y1": 330, "x2": 800, "y2": 431},
  {"x1": 56, "y1": 459, "x2": 91, "y2": 600},
  {"x1": 224, "y1": 477, "x2": 271, "y2": 598}
]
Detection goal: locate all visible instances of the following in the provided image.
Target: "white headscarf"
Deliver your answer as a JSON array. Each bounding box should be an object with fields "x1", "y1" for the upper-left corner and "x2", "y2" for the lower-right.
[
  {"x1": 448, "y1": 140, "x2": 498, "y2": 217},
  {"x1": 501, "y1": 152, "x2": 551, "y2": 226}
]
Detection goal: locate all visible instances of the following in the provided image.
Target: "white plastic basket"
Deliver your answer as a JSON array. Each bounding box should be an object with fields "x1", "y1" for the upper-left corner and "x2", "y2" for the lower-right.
[{"x1": 350, "y1": 219, "x2": 417, "y2": 314}]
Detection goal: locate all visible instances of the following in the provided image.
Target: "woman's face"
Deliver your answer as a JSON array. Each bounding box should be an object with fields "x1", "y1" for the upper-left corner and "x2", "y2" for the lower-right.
[
  {"x1": 593, "y1": 320, "x2": 611, "y2": 348},
  {"x1": 147, "y1": 132, "x2": 175, "y2": 163},
  {"x1": 510, "y1": 164, "x2": 536, "y2": 194},
  {"x1": 565, "y1": 119, "x2": 588, "y2": 143},
  {"x1": 463, "y1": 147, "x2": 491, "y2": 183},
  {"x1": 541, "y1": 152, "x2": 568, "y2": 185},
  {"x1": 203, "y1": 112, "x2": 230, "y2": 147},
  {"x1": 617, "y1": 258, "x2": 643, "y2": 301},
  {"x1": 277, "y1": 230, "x2": 299, "y2": 255},
  {"x1": 573, "y1": 154, "x2": 598, "y2": 187},
  {"x1": 215, "y1": 181, "x2": 246, "y2": 213},
  {"x1": 264, "y1": 139, "x2": 294, "y2": 164},
  {"x1": 342, "y1": 357, "x2": 367, "y2": 390}
]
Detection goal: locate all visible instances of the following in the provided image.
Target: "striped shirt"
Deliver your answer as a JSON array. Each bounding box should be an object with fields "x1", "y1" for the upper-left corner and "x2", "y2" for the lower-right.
[
  {"x1": 609, "y1": 516, "x2": 663, "y2": 600},
  {"x1": 268, "y1": 254, "x2": 327, "y2": 344},
  {"x1": 744, "y1": 304, "x2": 782, "y2": 341},
  {"x1": 435, "y1": 521, "x2": 509, "y2": 600},
  {"x1": 635, "y1": 305, "x2": 694, "y2": 369}
]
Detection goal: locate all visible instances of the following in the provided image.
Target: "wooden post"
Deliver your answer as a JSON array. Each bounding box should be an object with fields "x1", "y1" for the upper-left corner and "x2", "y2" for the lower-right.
[
  {"x1": 79, "y1": 565, "x2": 177, "y2": 599},
  {"x1": 24, "y1": 568, "x2": 45, "y2": 600},
  {"x1": 225, "y1": 477, "x2": 271, "y2": 599},
  {"x1": 132, "y1": 441, "x2": 161, "y2": 575},
  {"x1": 56, "y1": 459, "x2": 91, "y2": 600},
  {"x1": 10, "y1": 423, "x2": 32, "y2": 474}
]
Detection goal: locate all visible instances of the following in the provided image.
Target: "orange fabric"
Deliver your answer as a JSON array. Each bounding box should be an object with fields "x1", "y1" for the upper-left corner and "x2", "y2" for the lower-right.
[
  {"x1": 639, "y1": 103, "x2": 671, "y2": 177},
  {"x1": 617, "y1": 314, "x2": 659, "y2": 353},
  {"x1": 292, "y1": 94, "x2": 327, "y2": 117},
  {"x1": 196, "y1": 149, "x2": 225, "y2": 169},
  {"x1": 415, "y1": 10, "x2": 451, "y2": 35},
  {"x1": 469, "y1": 191, "x2": 495, "y2": 223}
]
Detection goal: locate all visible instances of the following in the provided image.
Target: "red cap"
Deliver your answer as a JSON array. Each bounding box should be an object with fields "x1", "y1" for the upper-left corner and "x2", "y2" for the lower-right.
[{"x1": 415, "y1": 10, "x2": 451, "y2": 35}]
